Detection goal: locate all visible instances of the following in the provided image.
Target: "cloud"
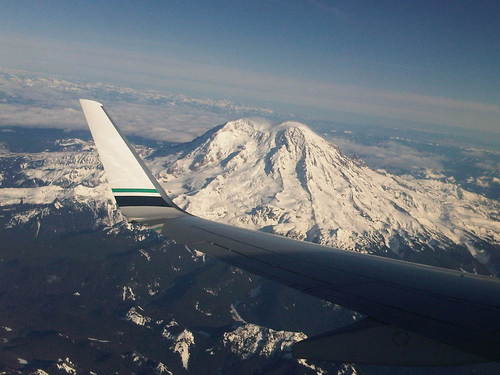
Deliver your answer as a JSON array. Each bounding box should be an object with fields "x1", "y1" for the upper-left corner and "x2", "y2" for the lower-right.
[
  {"x1": 461, "y1": 148, "x2": 500, "y2": 175},
  {"x1": 475, "y1": 160, "x2": 500, "y2": 174},
  {"x1": 474, "y1": 176, "x2": 500, "y2": 188},
  {"x1": 0, "y1": 69, "x2": 274, "y2": 142},
  {"x1": 330, "y1": 137, "x2": 445, "y2": 172},
  {"x1": 1, "y1": 34, "x2": 499, "y2": 134}
]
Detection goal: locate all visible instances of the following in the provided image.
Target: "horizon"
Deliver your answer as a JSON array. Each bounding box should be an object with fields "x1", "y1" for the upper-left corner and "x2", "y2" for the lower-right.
[
  {"x1": 1, "y1": 67, "x2": 499, "y2": 153},
  {"x1": 1, "y1": 0, "x2": 499, "y2": 136}
]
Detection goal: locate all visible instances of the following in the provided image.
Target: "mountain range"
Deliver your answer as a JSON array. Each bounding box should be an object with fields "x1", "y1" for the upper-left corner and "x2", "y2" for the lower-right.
[{"x1": 0, "y1": 120, "x2": 499, "y2": 374}]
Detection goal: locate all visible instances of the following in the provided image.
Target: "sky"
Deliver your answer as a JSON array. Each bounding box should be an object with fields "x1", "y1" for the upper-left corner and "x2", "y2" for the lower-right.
[{"x1": 0, "y1": 0, "x2": 499, "y2": 134}]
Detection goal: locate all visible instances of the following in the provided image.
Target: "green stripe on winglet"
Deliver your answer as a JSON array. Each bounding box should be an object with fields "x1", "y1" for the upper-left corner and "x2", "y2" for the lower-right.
[{"x1": 111, "y1": 188, "x2": 158, "y2": 193}]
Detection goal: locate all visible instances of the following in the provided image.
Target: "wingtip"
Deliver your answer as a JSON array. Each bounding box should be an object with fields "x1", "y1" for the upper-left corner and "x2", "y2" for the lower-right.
[{"x1": 79, "y1": 98, "x2": 103, "y2": 107}]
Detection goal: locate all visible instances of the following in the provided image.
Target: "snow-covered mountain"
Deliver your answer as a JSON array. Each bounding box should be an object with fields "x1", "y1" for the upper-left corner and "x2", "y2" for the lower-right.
[
  {"x1": 156, "y1": 118, "x2": 499, "y2": 272},
  {"x1": 1, "y1": 122, "x2": 500, "y2": 374},
  {"x1": 0, "y1": 137, "x2": 118, "y2": 230},
  {"x1": 1, "y1": 129, "x2": 349, "y2": 375},
  {"x1": 2, "y1": 119, "x2": 499, "y2": 271}
]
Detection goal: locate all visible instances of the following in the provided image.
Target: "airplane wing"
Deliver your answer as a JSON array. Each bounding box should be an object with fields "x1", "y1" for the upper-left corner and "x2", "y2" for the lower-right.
[{"x1": 80, "y1": 99, "x2": 500, "y2": 366}]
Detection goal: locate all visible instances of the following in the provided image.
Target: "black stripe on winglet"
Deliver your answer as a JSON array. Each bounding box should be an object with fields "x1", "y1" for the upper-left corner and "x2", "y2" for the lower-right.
[{"x1": 115, "y1": 196, "x2": 171, "y2": 207}]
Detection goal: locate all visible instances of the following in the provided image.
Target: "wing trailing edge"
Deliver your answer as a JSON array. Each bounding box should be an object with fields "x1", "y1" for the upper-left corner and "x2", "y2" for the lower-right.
[{"x1": 292, "y1": 318, "x2": 485, "y2": 366}]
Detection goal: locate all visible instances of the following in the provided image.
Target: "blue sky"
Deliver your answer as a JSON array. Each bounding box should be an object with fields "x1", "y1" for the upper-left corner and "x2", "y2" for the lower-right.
[{"x1": 1, "y1": 0, "x2": 499, "y2": 133}]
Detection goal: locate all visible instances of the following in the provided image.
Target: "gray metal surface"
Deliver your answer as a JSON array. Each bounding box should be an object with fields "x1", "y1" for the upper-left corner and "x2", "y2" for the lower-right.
[{"x1": 162, "y1": 214, "x2": 500, "y2": 363}]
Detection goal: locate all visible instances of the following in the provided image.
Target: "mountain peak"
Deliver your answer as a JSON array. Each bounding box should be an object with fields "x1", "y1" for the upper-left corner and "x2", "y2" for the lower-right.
[
  {"x1": 170, "y1": 118, "x2": 339, "y2": 174},
  {"x1": 276, "y1": 121, "x2": 317, "y2": 139},
  {"x1": 161, "y1": 118, "x2": 499, "y2": 272},
  {"x1": 214, "y1": 118, "x2": 317, "y2": 141},
  {"x1": 219, "y1": 118, "x2": 272, "y2": 133}
]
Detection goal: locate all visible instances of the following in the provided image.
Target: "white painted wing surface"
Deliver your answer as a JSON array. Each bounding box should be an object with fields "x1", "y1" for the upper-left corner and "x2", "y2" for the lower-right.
[
  {"x1": 80, "y1": 99, "x2": 184, "y2": 223},
  {"x1": 79, "y1": 99, "x2": 500, "y2": 365}
]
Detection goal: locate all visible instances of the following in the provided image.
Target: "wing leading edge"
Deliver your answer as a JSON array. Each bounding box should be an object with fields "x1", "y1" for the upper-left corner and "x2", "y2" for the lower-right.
[{"x1": 80, "y1": 99, "x2": 500, "y2": 365}]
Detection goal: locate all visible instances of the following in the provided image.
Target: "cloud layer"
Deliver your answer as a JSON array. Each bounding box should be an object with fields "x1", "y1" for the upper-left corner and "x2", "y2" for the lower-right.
[
  {"x1": 329, "y1": 137, "x2": 445, "y2": 172},
  {"x1": 0, "y1": 69, "x2": 274, "y2": 142},
  {"x1": 1, "y1": 34, "x2": 499, "y2": 134}
]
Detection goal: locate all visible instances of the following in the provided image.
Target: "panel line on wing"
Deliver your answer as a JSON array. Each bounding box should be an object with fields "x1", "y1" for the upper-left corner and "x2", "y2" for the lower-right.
[
  {"x1": 194, "y1": 225, "x2": 496, "y2": 341},
  {"x1": 193, "y1": 224, "x2": 498, "y2": 312}
]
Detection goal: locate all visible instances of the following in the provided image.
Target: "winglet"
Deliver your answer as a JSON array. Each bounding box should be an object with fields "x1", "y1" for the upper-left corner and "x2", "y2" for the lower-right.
[{"x1": 79, "y1": 99, "x2": 185, "y2": 224}]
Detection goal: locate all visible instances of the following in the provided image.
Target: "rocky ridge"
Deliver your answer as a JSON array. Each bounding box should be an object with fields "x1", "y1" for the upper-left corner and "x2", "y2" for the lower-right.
[{"x1": 1, "y1": 122, "x2": 499, "y2": 374}]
